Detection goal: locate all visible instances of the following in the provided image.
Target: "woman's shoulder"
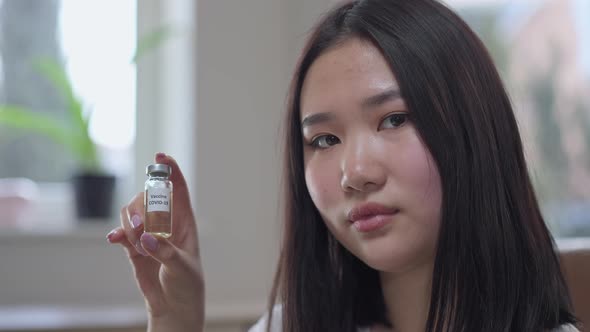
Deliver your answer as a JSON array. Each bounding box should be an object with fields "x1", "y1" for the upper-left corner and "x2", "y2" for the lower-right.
[
  {"x1": 248, "y1": 305, "x2": 369, "y2": 332},
  {"x1": 553, "y1": 323, "x2": 581, "y2": 332},
  {"x1": 248, "y1": 305, "x2": 283, "y2": 332}
]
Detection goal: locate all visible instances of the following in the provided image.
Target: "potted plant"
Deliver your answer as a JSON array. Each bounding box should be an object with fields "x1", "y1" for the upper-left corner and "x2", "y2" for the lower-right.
[
  {"x1": 0, "y1": 26, "x2": 172, "y2": 220},
  {"x1": 0, "y1": 58, "x2": 115, "y2": 219}
]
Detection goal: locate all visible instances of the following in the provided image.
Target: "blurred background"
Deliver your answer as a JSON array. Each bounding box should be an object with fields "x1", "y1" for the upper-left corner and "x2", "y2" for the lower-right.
[{"x1": 0, "y1": 0, "x2": 587, "y2": 331}]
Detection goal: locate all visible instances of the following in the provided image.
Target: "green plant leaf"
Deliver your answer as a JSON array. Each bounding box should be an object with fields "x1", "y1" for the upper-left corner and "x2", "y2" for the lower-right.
[
  {"x1": 132, "y1": 25, "x2": 174, "y2": 64},
  {"x1": 33, "y1": 58, "x2": 89, "y2": 133},
  {"x1": 0, "y1": 24, "x2": 174, "y2": 174},
  {"x1": 0, "y1": 105, "x2": 75, "y2": 151},
  {"x1": 32, "y1": 58, "x2": 99, "y2": 171}
]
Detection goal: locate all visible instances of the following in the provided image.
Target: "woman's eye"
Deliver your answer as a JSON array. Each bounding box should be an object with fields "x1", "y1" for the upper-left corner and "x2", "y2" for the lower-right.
[
  {"x1": 310, "y1": 134, "x2": 340, "y2": 149},
  {"x1": 379, "y1": 112, "x2": 408, "y2": 130}
]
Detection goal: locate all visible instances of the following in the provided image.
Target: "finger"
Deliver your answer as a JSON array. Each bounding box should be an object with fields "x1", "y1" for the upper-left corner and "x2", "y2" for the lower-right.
[
  {"x1": 140, "y1": 232, "x2": 193, "y2": 274},
  {"x1": 118, "y1": 231, "x2": 149, "y2": 260},
  {"x1": 107, "y1": 228, "x2": 145, "y2": 258},
  {"x1": 120, "y1": 197, "x2": 148, "y2": 257},
  {"x1": 124, "y1": 190, "x2": 146, "y2": 230},
  {"x1": 107, "y1": 228, "x2": 146, "y2": 262},
  {"x1": 106, "y1": 227, "x2": 125, "y2": 243},
  {"x1": 113, "y1": 231, "x2": 165, "y2": 305}
]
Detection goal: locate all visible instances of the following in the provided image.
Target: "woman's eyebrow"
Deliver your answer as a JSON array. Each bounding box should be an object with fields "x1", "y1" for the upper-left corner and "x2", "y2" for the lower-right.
[
  {"x1": 301, "y1": 88, "x2": 402, "y2": 129},
  {"x1": 301, "y1": 112, "x2": 333, "y2": 129},
  {"x1": 361, "y1": 88, "x2": 402, "y2": 109}
]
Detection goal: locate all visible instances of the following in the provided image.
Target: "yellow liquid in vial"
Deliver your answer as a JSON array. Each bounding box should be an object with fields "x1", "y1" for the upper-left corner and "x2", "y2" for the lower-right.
[{"x1": 144, "y1": 191, "x2": 173, "y2": 238}]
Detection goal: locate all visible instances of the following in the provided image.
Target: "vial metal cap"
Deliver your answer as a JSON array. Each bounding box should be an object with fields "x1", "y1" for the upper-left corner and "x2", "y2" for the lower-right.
[{"x1": 146, "y1": 163, "x2": 172, "y2": 176}]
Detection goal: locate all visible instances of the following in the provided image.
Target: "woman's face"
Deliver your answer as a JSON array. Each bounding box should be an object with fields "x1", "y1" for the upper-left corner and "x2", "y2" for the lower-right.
[{"x1": 301, "y1": 38, "x2": 442, "y2": 273}]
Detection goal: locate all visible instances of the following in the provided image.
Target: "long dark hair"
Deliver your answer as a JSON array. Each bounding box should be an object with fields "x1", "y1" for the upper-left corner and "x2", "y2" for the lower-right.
[{"x1": 269, "y1": 0, "x2": 577, "y2": 331}]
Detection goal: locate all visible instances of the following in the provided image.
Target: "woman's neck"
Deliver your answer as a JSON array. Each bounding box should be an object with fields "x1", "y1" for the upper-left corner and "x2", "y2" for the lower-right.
[{"x1": 378, "y1": 263, "x2": 434, "y2": 332}]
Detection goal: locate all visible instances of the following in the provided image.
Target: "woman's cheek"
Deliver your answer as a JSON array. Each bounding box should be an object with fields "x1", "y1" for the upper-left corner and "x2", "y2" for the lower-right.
[{"x1": 305, "y1": 161, "x2": 340, "y2": 212}]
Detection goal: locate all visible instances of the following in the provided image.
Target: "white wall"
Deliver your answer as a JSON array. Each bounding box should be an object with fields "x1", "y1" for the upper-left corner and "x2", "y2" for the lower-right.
[{"x1": 193, "y1": 0, "x2": 336, "y2": 316}]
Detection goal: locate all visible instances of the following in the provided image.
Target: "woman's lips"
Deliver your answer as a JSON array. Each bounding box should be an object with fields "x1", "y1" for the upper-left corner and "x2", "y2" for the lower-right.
[
  {"x1": 352, "y1": 213, "x2": 397, "y2": 232},
  {"x1": 348, "y1": 202, "x2": 399, "y2": 233}
]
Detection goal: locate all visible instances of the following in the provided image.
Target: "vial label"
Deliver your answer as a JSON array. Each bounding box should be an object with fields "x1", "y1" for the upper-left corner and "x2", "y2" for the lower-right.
[{"x1": 146, "y1": 188, "x2": 171, "y2": 213}]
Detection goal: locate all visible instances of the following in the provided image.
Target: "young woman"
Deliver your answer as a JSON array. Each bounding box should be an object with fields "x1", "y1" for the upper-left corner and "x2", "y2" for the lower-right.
[{"x1": 107, "y1": 0, "x2": 581, "y2": 331}]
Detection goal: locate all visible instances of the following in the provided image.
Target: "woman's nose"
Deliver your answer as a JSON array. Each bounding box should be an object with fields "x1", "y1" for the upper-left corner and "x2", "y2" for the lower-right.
[{"x1": 340, "y1": 138, "x2": 386, "y2": 193}]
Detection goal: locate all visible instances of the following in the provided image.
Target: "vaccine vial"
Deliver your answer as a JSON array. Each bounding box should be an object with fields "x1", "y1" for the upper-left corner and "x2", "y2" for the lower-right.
[{"x1": 144, "y1": 163, "x2": 173, "y2": 238}]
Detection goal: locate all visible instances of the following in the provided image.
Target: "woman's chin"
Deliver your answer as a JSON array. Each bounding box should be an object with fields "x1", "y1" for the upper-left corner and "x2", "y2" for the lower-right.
[{"x1": 353, "y1": 237, "x2": 433, "y2": 273}]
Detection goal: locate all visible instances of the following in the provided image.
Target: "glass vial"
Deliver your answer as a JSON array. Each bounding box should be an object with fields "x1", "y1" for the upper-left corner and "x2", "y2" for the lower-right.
[{"x1": 144, "y1": 163, "x2": 173, "y2": 238}]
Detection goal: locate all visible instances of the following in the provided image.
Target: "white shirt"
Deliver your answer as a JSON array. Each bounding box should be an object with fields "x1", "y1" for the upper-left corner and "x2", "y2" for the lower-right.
[{"x1": 248, "y1": 305, "x2": 580, "y2": 332}]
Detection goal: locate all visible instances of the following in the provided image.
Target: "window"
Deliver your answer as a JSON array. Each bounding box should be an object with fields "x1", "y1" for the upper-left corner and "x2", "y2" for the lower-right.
[
  {"x1": 0, "y1": 0, "x2": 136, "y2": 229},
  {"x1": 60, "y1": 0, "x2": 137, "y2": 170},
  {"x1": 447, "y1": 0, "x2": 590, "y2": 237}
]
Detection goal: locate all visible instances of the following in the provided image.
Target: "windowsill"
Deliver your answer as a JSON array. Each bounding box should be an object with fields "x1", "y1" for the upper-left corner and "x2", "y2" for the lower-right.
[
  {"x1": 0, "y1": 219, "x2": 118, "y2": 241},
  {"x1": 0, "y1": 179, "x2": 133, "y2": 240},
  {"x1": 0, "y1": 303, "x2": 263, "y2": 331},
  {"x1": 0, "y1": 305, "x2": 147, "y2": 331}
]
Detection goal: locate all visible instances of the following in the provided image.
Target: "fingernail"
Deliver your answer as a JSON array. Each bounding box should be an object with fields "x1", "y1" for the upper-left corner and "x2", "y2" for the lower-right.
[
  {"x1": 155, "y1": 152, "x2": 167, "y2": 159},
  {"x1": 141, "y1": 233, "x2": 159, "y2": 252},
  {"x1": 135, "y1": 240, "x2": 149, "y2": 256},
  {"x1": 106, "y1": 229, "x2": 117, "y2": 242},
  {"x1": 130, "y1": 215, "x2": 142, "y2": 229}
]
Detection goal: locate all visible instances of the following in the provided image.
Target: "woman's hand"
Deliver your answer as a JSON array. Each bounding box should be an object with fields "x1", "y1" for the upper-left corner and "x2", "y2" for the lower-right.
[{"x1": 106, "y1": 153, "x2": 204, "y2": 332}]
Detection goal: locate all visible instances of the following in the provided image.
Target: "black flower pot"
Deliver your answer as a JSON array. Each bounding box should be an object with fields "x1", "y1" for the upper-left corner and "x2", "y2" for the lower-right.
[{"x1": 72, "y1": 173, "x2": 116, "y2": 220}]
